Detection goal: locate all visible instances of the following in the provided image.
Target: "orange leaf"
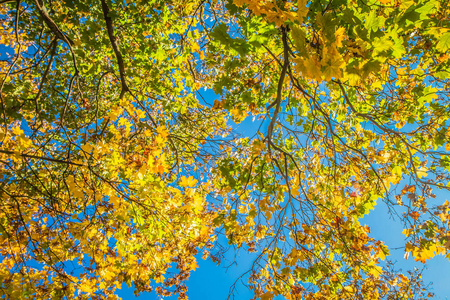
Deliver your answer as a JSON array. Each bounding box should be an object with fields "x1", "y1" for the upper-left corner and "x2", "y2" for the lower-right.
[{"x1": 408, "y1": 211, "x2": 420, "y2": 220}]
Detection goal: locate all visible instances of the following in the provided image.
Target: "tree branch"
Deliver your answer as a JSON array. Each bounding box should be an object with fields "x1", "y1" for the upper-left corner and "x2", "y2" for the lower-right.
[
  {"x1": 100, "y1": 0, "x2": 129, "y2": 98},
  {"x1": 33, "y1": 0, "x2": 73, "y2": 46},
  {"x1": 33, "y1": 0, "x2": 78, "y2": 75},
  {"x1": 0, "y1": 149, "x2": 84, "y2": 166},
  {"x1": 267, "y1": 26, "x2": 290, "y2": 144}
]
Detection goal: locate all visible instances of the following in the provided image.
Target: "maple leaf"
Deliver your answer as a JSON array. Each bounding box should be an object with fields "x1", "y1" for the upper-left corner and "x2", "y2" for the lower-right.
[
  {"x1": 368, "y1": 264, "x2": 383, "y2": 278},
  {"x1": 297, "y1": 0, "x2": 309, "y2": 21},
  {"x1": 291, "y1": 185, "x2": 300, "y2": 197},
  {"x1": 416, "y1": 167, "x2": 428, "y2": 179},
  {"x1": 409, "y1": 211, "x2": 421, "y2": 220},
  {"x1": 155, "y1": 274, "x2": 165, "y2": 284},
  {"x1": 135, "y1": 109, "x2": 146, "y2": 119},
  {"x1": 189, "y1": 260, "x2": 198, "y2": 271},
  {"x1": 180, "y1": 176, "x2": 198, "y2": 188},
  {"x1": 193, "y1": 194, "x2": 204, "y2": 211},
  {"x1": 261, "y1": 291, "x2": 273, "y2": 300},
  {"x1": 436, "y1": 32, "x2": 450, "y2": 52},
  {"x1": 334, "y1": 27, "x2": 346, "y2": 48}
]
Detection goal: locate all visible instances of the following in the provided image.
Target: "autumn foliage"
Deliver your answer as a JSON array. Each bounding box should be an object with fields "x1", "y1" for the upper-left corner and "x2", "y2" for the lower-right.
[{"x1": 0, "y1": 0, "x2": 449, "y2": 299}]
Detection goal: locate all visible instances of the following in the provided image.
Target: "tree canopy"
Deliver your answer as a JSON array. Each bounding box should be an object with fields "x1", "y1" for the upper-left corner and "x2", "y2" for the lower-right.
[{"x1": 0, "y1": 0, "x2": 449, "y2": 298}]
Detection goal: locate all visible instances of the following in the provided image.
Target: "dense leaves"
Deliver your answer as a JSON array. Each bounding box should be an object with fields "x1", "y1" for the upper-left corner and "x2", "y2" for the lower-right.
[{"x1": 0, "y1": 0, "x2": 449, "y2": 299}]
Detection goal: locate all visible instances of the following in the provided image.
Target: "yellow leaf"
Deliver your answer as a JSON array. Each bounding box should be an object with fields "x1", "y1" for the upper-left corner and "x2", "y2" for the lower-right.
[
  {"x1": 189, "y1": 260, "x2": 198, "y2": 271},
  {"x1": 379, "y1": 250, "x2": 385, "y2": 261},
  {"x1": 334, "y1": 27, "x2": 346, "y2": 48},
  {"x1": 155, "y1": 135, "x2": 164, "y2": 145},
  {"x1": 79, "y1": 279, "x2": 96, "y2": 294},
  {"x1": 155, "y1": 274, "x2": 165, "y2": 283},
  {"x1": 398, "y1": 274, "x2": 408, "y2": 282},
  {"x1": 343, "y1": 286, "x2": 356, "y2": 293},
  {"x1": 156, "y1": 125, "x2": 169, "y2": 139},
  {"x1": 191, "y1": 42, "x2": 200, "y2": 52},
  {"x1": 108, "y1": 106, "x2": 123, "y2": 121},
  {"x1": 11, "y1": 126, "x2": 24, "y2": 136},
  {"x1": 81, "y1": 144, "x2": 93, "y2": 154},
  {"x1": 378, "y1": 245, "x2": 388, "y2": 261},
  {"x1": 368, "y1": 264, "x2": 382, "y2": 278},
  {"x1": 180, "y1": 176, "x2": 197, "y2": 188},
  {"x1": 230, "y1": 108, "x2": 248, "y2": 122},
  {"x1": 4, "y1": 258, "x2": 14, "y2": 269},
  {"x1": 291, "y1": 185, "x2": 300, "y2": 197},
  {"x1": 416, "y1": 167, "x2": 428, "y2": 179},
  {"x1": 297, "y1": 0, "x2": 309, "y2": 21},
  {"x1": 135, "y1": 109, "x2": 146, "y2": 119},
  {"x1": 110, "y1": 194, "x2": 120, "y2": 208},
  {"x1": 193, "y1": 195, "x2": 204, "y2": 212},
  {"x1": 413, "y1": 244, "x2": 437, "y2": 263},
  {"x1": 261, "y1": 291, "x2": 273, "y2": 300},
  {"x1": 392, "y1": 165, "x2": 402, "y2": 177}
]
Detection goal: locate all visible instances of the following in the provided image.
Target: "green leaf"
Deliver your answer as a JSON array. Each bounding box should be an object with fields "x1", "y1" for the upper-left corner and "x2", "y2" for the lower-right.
[
  {"x1": 436, "y1": 32, "x2": 450, "y2": 52},
  {"x1": 211, "y1": 23, "x2": 231, "y2": 45},
  {"x1": 365, "y1": 11, "x2": 384, "y2": 33},
  {"x1": 291, "y1": 25, "x2": 306, "y2": 53}
]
